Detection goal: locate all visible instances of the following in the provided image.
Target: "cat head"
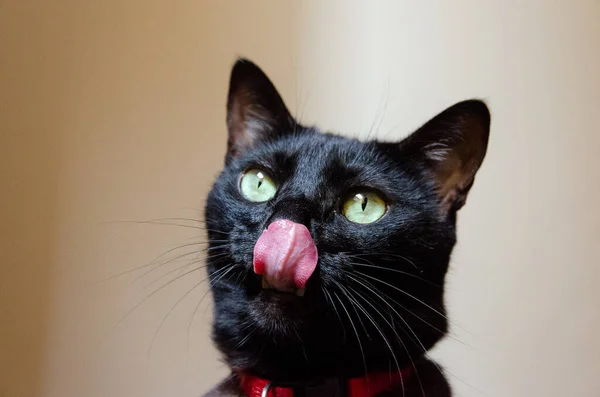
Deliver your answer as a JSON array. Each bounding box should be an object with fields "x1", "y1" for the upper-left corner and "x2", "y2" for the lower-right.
[{"x1": 205, "y1": 59, "x2": 490, "y2": 381}]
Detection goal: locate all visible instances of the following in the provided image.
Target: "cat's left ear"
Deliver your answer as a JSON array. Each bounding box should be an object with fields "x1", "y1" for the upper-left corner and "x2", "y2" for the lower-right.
[
  {"x1": 225, "y1": 58, "x2": 295, "y2": 162},
  {"x1": 397, "y1": 100, "x2": 491, "y2": 214}
]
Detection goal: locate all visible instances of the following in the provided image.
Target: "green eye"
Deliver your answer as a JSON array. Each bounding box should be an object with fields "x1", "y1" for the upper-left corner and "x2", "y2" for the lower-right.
[
  {"x1": 342, "y1": 191, "x2": 387, "y2": 224},
  {"x1": 239, "y1": 169, "x2": 277, "y2": 202}
]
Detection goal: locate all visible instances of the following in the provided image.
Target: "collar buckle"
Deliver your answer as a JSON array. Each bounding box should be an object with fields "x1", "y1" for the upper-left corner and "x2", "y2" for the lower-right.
[
  {"x1": 273, "y1": 377, "x2": 347, "y2": 397},
  {"x1": 260, "y1": 382, "x2": 272, "y2": 397}
]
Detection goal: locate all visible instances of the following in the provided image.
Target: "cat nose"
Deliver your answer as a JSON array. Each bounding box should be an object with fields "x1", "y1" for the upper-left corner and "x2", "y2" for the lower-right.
[{"x1": 266, "y1": 198, "x2": 314, "y2": 230}]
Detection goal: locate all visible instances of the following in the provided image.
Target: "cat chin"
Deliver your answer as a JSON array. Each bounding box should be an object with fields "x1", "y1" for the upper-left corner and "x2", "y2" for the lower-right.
[
  {"x1": 249, "y1": 290, "x2": 308, "y2": 317},
  {"x1": 245, "y1": 291, "x2": 309, "y2": 336},
  {"x1": 261, "y1": 277, "x2": 306, "y2": 297}
]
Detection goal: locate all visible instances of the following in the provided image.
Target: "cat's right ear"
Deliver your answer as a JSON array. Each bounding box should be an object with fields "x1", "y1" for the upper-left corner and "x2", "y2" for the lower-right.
[{"x1": 225, "y1": 58, "x2": 295, "y2": 162}]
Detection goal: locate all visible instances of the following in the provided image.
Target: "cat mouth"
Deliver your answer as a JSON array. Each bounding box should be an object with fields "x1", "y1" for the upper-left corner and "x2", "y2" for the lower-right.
[
  {"x1": 253, "y1": 219, "x2": 318, "y2": 298},
  {"x1": 261, "y1": 276, "x2": 306, "y2": 297}
]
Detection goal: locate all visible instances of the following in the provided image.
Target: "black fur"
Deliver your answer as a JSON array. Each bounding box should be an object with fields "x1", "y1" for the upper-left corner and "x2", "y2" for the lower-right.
[{"x1": 203, "y1": 59, "x2": 490, "y2": 396}]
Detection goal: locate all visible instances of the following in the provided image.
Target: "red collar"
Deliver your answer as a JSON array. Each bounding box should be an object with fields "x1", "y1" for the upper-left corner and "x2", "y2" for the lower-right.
[{"x1": 239, "y1": 368, "x2": 412, "y2": 397}]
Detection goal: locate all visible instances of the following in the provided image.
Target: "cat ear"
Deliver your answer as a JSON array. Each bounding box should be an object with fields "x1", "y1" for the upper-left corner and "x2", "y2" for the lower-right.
[
  {"x1": 399, "y1": 100, "x2": 491, "y2": 214},
  {"x1": 226, "y1": 58, "x2": 295, "y2": 161}
]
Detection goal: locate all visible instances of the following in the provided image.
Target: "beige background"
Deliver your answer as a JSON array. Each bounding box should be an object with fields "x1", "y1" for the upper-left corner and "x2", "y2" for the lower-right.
[{"x1": 1, "y1": 1, "x2": 599, "y2": 397}]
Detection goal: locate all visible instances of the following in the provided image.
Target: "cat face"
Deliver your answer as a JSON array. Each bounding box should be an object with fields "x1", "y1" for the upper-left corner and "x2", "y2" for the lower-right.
[{"x1": 205, "y1": 59, "x2": 490, "y2": 380}]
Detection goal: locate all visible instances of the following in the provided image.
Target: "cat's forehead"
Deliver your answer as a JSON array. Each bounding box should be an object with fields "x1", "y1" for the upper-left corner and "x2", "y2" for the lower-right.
[
  {"x1": 245, "y1": 132, "x2": 402, "y2": 194},
  {"x1": 262, "y1": 133, "x2": 375, "y2": 166}
]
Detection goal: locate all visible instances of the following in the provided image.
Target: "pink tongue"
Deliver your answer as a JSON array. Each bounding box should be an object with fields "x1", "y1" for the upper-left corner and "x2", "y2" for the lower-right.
[{"x1": 253, "y1": 219, "x2": 318, "y2": 291}]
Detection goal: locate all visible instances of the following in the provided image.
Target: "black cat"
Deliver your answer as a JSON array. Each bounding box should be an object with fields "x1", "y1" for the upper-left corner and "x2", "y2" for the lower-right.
[{"x1": 203, "y1": 59, "x2": 490, "y2": 397}]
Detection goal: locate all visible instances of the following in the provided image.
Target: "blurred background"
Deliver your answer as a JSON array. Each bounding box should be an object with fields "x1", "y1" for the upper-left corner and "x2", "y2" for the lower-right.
[{"x1": 1, "y1": 1, "x2": 599, "y2": 396}]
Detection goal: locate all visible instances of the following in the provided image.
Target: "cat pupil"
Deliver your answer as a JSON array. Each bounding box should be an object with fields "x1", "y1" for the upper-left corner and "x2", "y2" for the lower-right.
[
  {"x1": 256, "y1": 172, "x2": 263, "y2": 188},
  {"x1": 356, "y1": 194, "x2": 367, "y2": 211}
]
